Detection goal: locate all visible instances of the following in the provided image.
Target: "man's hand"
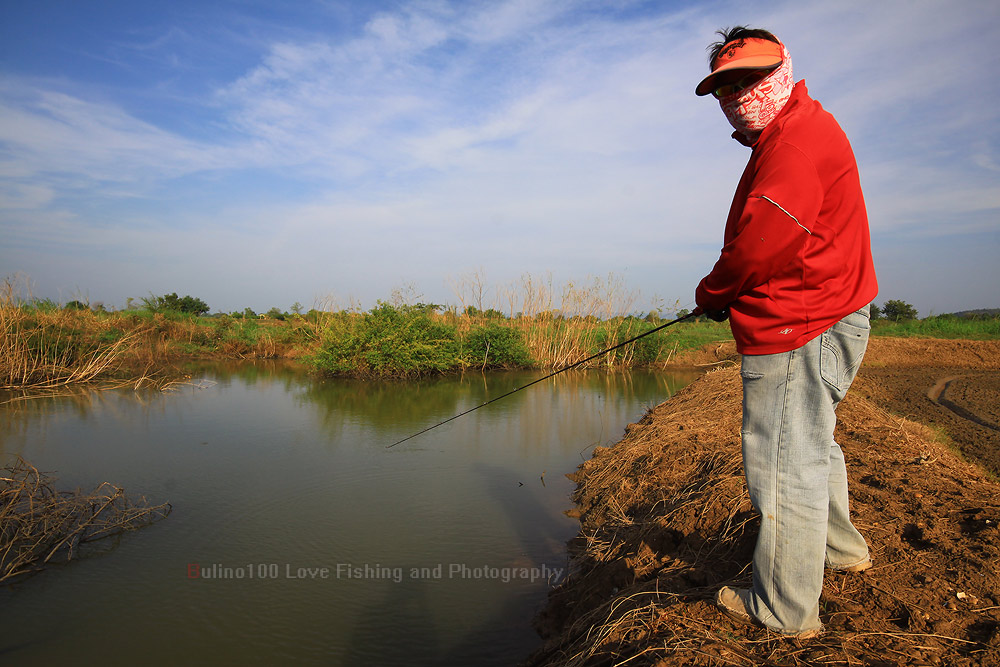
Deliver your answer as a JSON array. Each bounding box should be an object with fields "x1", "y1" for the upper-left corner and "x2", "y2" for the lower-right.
[{"x1": 693, "y1": 305, "x2": 730, "y2": 322}]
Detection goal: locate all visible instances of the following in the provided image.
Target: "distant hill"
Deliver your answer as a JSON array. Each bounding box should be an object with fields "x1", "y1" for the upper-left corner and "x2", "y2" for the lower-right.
[{"x1": 946, "y1": 308, "x2": 1000, "y2": 318}]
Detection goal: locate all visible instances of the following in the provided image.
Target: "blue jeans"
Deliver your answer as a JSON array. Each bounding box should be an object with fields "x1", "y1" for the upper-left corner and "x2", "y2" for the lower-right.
[{"x1": 739, "y1": 305, "x2": 871, "y2": 633}]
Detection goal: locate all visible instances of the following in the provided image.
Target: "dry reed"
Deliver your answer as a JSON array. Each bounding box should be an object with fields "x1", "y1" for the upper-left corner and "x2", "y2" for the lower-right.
[
  {"x1": 450, "y1": 271, "x2": 652, "y2": 369},
  {"x1": 0, "y1": 277, "x2": 147, "y2": 390}
]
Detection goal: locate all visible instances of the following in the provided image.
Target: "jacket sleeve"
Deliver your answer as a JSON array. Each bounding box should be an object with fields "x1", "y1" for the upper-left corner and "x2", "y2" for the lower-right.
[{"x1": 695, "y1": 142, "x2": 824, "y2": 310}]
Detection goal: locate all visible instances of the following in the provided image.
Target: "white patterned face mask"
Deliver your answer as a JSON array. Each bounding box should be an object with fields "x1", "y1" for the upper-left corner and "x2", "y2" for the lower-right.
[{"x1": 719, "y1": 44, "x2": 794, "y2": 137}]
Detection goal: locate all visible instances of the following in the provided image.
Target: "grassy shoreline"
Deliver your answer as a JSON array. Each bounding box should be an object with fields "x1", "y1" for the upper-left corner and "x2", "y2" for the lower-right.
[
  {"x1": 1, "y1": 301, "x2": 733, "y2": 385},
  {"x1": 3, "y1": 288, "x2": 998, "y2": 389}
]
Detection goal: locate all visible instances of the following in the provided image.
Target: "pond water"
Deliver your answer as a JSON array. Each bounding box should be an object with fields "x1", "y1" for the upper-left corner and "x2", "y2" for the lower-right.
[{"x1": 0, "y1": 363, "x2": 698, "y2": 666}]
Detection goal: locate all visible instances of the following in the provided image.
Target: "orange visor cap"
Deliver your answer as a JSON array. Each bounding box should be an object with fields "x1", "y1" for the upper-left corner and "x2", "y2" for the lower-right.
[{"x1": 695, "y1": 37, "x2": 783, "y2": 96}]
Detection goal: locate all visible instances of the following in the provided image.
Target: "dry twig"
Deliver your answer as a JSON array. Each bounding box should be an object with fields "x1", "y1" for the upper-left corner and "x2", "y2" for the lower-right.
[{"x1": 1, "y1": 458, "x2": 171, "y2": 583}]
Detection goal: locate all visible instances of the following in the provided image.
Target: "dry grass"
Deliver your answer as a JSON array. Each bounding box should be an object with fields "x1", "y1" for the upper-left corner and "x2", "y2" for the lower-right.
[
  {"x1": 536, "y1": 581, "x2": 988, "y2": 667},
  {"x1": 0, "y1": 278, "x2": 200, "y2": 395},
  {"x1": 449, "y1": 271, "x2": 658, "y2": 369},
  {"x1": 0, "y1": 278, "x2": 148, "y2": 391},
  {"x1": 528, "y1": 365, "x2": 1000, "y2": 666},
  {"x1": 1, "y1": 458, "x2": 171, "y2": 583}
]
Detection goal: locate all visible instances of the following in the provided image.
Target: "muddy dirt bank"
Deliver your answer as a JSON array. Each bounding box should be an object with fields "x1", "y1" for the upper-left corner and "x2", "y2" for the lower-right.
[{"x1": 528, "y1": 338, "x2": 1000, "y2": 666}]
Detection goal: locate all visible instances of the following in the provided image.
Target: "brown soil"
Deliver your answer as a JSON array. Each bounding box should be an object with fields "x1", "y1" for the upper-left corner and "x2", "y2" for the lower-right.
[{"x1": 527, "y1": 338, "x2": 1000, "y2": 666}]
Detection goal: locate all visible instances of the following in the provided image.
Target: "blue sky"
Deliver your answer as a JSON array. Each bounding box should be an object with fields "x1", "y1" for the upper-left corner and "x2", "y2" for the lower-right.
[{"x1": 2, "y1": 0, "x2": 998, "y2": 317}]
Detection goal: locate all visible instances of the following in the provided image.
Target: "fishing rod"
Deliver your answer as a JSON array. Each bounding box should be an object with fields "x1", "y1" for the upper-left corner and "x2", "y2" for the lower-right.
[{"x1": 386, "y1": 310, "x2": 697, "y2": 448}]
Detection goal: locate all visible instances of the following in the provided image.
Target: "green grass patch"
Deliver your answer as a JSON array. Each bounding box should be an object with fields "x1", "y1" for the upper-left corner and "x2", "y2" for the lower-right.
[{"x1": 872, "y1": 315, "x2": 1000, "y2": 339}]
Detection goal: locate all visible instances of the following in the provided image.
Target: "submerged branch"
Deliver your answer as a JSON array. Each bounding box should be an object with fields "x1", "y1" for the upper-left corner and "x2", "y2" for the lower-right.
[{"x1": 0, "y1": 458, "x2": 171, "y2": 583}]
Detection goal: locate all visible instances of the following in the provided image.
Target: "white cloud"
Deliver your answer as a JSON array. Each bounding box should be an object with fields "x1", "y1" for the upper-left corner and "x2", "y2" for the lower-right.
[
  {"x1": 0, "y1": 182, "x2": 54, "y2": 209},
  {"x1": 0, "y1": 79, "x2": 237, "y2": 191}
]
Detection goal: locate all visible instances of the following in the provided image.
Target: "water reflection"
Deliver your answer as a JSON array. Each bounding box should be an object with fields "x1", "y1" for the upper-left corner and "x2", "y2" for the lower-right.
[
  {"x1": 296, "y1": 368, "x2": 699, "y2": 447},
  {"x1": 0, "y1": 363, "x2": 698, "y2": 666}
]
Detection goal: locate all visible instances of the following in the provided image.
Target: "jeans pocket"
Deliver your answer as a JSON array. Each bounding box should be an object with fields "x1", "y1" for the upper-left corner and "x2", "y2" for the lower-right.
[
  {"x1": 820, "y1": 319, "x2": 869, "y2": 392},
  {"x1": 739, "y1": 368, "x2": 766, "y2": 438}
]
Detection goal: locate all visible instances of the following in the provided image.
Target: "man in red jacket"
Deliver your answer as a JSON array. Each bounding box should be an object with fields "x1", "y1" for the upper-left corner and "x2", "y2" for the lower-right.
[{"x1": 693, "y1": 26, "x2": 878, "y2": 638}]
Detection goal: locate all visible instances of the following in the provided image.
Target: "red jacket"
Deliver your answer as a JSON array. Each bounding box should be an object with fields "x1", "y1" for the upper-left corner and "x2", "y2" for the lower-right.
[{"x1": 695, "y1": 81, "x2": 878, "y2": 355}]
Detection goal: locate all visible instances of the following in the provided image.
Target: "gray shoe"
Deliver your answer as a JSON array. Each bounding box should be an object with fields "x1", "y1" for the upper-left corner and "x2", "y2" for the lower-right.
[
  {"x1": 829, "y1": 557, "x2": 872, "y2": 573},
  {"x1": 714, "y1": 586, "x2": 823, "y2": 639}
]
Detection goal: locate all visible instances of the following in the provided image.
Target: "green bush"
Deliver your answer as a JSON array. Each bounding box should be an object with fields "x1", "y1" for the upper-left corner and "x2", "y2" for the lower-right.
[
  {"x1": 312, "y1": 303, "x2": 459, "y2": 378},
  {"x1": 629, "y1": 327, "x2": 665, "y2": 365},
  {"x1": 464, "y1": 323, "x2": 532, "y2": 368}
]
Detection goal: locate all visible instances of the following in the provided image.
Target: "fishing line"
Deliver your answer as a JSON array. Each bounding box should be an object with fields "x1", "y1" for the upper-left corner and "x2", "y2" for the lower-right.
[{"x1": 386, "y1": 311, "x2": 696, "y2": 448}]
